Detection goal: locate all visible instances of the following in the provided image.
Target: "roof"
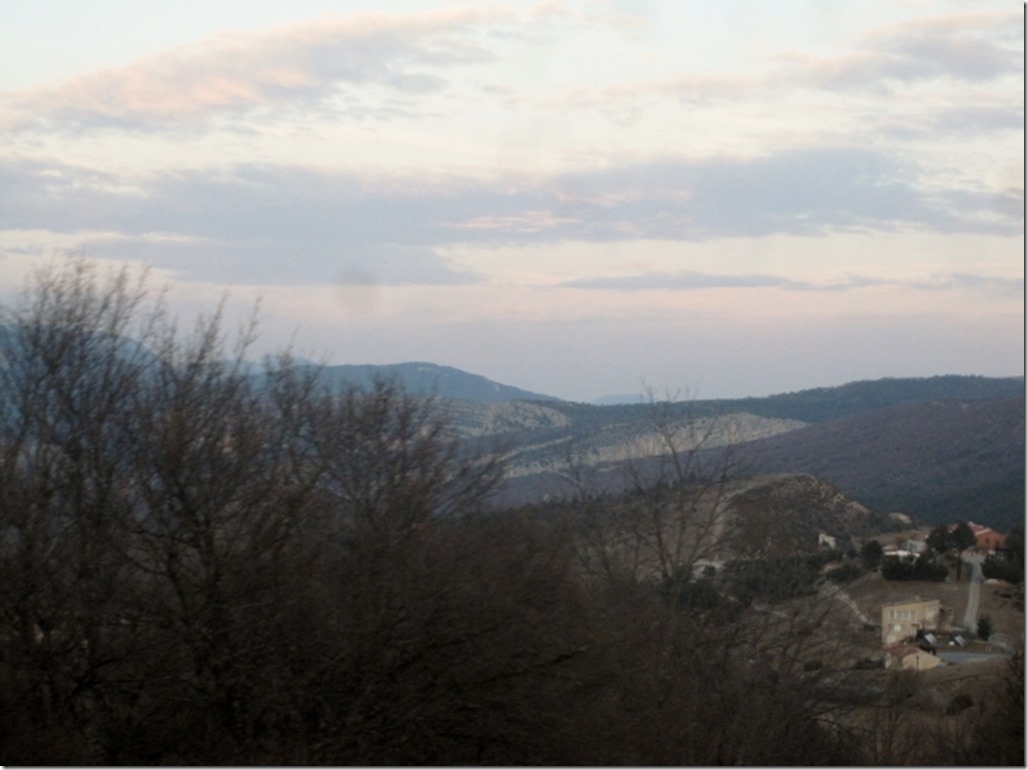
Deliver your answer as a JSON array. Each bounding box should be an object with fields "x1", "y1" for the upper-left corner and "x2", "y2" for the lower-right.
[
  {"x1": 881, "y1": 596, "x2": 938, "y2": 608},
  {"x1": 975, "y1": 530, "x2": 1006, "y2": 548}
]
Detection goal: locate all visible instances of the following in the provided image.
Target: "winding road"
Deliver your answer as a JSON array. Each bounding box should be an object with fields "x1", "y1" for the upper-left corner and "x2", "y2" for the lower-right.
[{"x1": 960, "y1": 552, "x2": 984, "y2": 632}]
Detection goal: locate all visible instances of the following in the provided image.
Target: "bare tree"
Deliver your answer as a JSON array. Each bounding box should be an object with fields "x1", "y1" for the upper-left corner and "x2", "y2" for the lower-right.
[
  {"x1": 118, "y1": 308, "x2": 331, "y2": 755},
  {"x1": 0, "y1": 259, "x2": 541, "y2": 764},
  {"x1": 551, "y1": 390, "x2": 871, "y2": 765},
  {"x1": 0, "y1": 259, "x2": 162, "y2": 761},
  {"x1": 560, "y1": 391, "x2": 739, "y2": 597},
  {"x1": 308, "y1": 379, "x2": 503, "y2": 541}
]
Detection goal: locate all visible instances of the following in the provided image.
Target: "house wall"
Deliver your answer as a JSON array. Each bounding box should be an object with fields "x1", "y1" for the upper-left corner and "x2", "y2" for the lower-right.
[{"x1": 881, "y1": 599, "x2": 940, "y2": 645}]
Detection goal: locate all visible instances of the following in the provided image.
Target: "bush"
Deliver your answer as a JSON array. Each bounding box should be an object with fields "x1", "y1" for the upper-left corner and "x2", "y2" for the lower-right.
[
  {"x1": 946, "y1": 693, "x2": 974, "y2": 715},
  {"x1": 724, "y1": 555, "x2": 824, "y2": 603},
  {"x1": 983, "y1": 552, "x2": 1024, "y2": 584},
  {"x1": 826, "y1": 561, "x2": 865, "y2": 584},
  {"x1": 661, "y1": 576, "x2": 723, "y2": 610},
  {"x1": 880, "y1": 553, "x2": 947, "y2": 582},
  {"x1": 860, "y1": 539, "x2": 883, "y2": 569}
]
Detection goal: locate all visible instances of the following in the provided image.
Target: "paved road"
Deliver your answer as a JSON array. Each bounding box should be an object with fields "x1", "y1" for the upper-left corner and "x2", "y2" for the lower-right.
[
  {"x1": 960, "y1": 553, "x2": 984, "y2": 632},
  {"x1": 937, "y1": 650, "x2": 1006, "y2": 665},
  {"x1": 989, "y1": 632, "x2": 1016, "y2": 655}
]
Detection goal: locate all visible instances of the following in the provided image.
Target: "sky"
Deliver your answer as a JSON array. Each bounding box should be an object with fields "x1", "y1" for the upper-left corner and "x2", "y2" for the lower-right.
[{"x1": 0, "y1": 0, "x2": 1023, "y2": 402}]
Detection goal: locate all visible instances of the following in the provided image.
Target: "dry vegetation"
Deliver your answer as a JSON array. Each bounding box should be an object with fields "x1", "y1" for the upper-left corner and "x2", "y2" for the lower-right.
[{"x1": 0, "y1": 261, "x2": 1021, "y2": 766}]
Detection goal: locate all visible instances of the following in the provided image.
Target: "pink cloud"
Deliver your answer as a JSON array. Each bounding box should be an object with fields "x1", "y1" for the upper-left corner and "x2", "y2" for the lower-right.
[{"x1": 0, "y1": 6, "x2": 527, "y2": 131}]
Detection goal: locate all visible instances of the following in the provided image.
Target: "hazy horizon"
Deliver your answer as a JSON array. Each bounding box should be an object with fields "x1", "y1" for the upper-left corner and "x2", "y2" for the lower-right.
[
  {"x1": 2, "y1": 1, "x2": 1023, "y2": 404},
  {"x1": 280, "y1": 358, "x2": 1026, "y2": 404}
]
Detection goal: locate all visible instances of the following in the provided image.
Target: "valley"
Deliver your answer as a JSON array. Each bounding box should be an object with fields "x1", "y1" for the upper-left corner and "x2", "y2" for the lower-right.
[{"x1": 417, "y1": 373, "x2": 1024, "y2": 531}]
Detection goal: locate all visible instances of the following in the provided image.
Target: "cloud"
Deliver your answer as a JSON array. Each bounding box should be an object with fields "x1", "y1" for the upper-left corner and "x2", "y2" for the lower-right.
[
  {"x1": 780, "y1": 10, "x2": 1021, "y2": 91},
  {"x1": 553, "y1": 72, "x2": 762, "y2": 119},
  {"x1": 505, "y1": 148, "x2": 1020, "y2": 240},
  {"x1": 911, "y1": 272, "x2": 1024, "y2": 297},
  {"x1": 561, "y1": 271, "x2": 906, "y2": 293},
  {"x1": 560, "y1": 271, "x2": 807, "y2": 291},
  {"x1": 875, "y1": 101, "x2": 1024, "y2": 141},
  {"x1": 559, "y1": 269, "x2": 1023, "y2": 297},
  {"x1": 528, "y1": 9, "x2": 1021, "y2": 139},
  {"x1": 0, "y1": 6, "x2": 531, "y2": 132},
  {"x1": 0, "y1": 158, "x2": 486, "y2": 285},
  {"x1": 930, "y1": 104, "x2": 1024, "y2": 134},
  {"x1": 1, "y1": 144, "x2": 1019, "y2": 286}
]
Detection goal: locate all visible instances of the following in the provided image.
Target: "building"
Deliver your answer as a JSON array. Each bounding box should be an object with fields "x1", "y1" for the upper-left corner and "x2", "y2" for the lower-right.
[
  {"x1": 881, "y1": 598, "x2": 941, "y2": 645},
  {"x1": 884, "y1": 643, "x2": 944, "y2": 671},
  {"x1": 967, "y1": 522, "x2": 1006, "y2": 552},
  {"x1": 905, "y1": 538, "x2": 927, "y2": 554}
]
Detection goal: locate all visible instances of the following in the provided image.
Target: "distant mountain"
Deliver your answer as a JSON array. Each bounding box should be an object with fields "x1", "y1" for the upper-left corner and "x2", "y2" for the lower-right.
[
  {"x1": 690, "y1": 374, "x2": 1024, "y2": 424},
  {"x1": 478, "y1": 376, "x2": 1024, "y2": 531},
  {"x1": 309, "y1": 362, "x2": 561, "y2": 403},
  {"x1": 735, "y1": 395, "x2": 1025, "y2": 531},
  {"x1": 4, "y1": 322, "x2": 1019, "y2": 530},
  {"x1": 536, "y1": 375, "x2": 1024, "y2": 435}
]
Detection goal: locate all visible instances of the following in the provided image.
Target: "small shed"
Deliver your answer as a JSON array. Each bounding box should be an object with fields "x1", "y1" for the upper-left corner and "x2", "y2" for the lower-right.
[{"x1": 884, "y1": 643, "x2": 944, "y2": 671}]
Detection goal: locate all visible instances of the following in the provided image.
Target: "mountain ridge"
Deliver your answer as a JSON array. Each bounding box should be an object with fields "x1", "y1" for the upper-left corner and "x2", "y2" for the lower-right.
[
  {"x1": 273, "y1": 365, "x2": 1022, "y2": 529},
  {"x1": 273, "y1": 360, "x2": 563, "y2": 403},
  {"x1": 3, "y1": 323, "x2": 1019, "y2": 528},
  {"x1": 264, "y1": 355, "x2": 1023, "y2": 412}
]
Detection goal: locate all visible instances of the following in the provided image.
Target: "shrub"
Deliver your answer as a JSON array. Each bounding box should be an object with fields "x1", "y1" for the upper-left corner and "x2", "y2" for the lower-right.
[
  {"x1": 826, "y1": 561, "x2": 865, "y2": 584},
  {"x1": 860, "y1": 539, "x2": 883, "y2": 570},
  {"x1": 983, "y1": 552, "x2": 1024, "y2": 584},
  {"x1": 977, "y1": 616, "x2": 993, "y2": 640},
  {"x1": 881, "y1": 553, "x2": 947, "y2": 582},
  {"x1": 946, "y1": 693, "x2": 974, "y2": 715}
]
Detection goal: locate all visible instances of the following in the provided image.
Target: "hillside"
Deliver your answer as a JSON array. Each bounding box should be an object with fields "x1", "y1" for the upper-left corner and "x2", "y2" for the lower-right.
[
  {"x1": 726, "y1": 473, "x2": 900, "y2": 556},
  {"x1": 462, "y1": 375, "x2": 1022, "y2": 452},
  {"x1": 517, "y1": 471, "x2": 902, "y2": 561},
  {"x1": 735, "y1": 396, "x2": 1026, "y2": 530},
  {"x1": 461, "y1": 404, "x2": 807, "y2": 503},
  {"x1": 487, "y1": 385, "x2": 1024, "y2": 531},
  {"x1": 697, "y1": 374, "x2": 1024, "y2": 423}
]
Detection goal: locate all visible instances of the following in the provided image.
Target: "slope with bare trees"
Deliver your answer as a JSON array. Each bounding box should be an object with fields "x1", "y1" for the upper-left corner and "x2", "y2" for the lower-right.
[{"x1": 0, "y1": 260, "x2": 1020, "y2": 766}]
